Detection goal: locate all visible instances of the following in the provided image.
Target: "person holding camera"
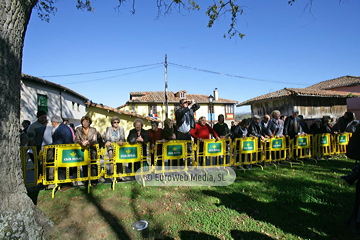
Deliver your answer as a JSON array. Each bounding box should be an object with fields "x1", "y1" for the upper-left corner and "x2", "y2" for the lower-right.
[{"x1": 175, "y1": 98, "x2": 200, "y2": 140}]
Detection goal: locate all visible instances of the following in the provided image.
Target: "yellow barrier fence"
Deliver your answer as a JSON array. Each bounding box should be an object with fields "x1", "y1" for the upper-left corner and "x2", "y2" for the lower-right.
[
  {"x1": 194, "y1": 139, "x2": 232, "y2": 167},
  {"x1": 20, "y1": 146, "x2": 41, "y2": 187},
  {"x1": 42, "y1": 144, "x2": 101, "y2": 197},
  {"x1": 21, "y1": 132, "x2": 355, "y2": 197},
  {"x1": 104, "y1": 143, "x2": 151, "y2": 189},
  {"x1": 332, "y1": 133, "x2": 351, "y2": 157},
  {"x1": 232, "y1": 137, "x2": 264, "y2": 170},
  {"x1": 263, "y1": 136, "x2": 287, "y2": 168}
]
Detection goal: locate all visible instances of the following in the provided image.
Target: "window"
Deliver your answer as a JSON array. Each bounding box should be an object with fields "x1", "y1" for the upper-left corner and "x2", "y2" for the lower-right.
[
  {"x1": 72, "y1": 102, "x2": 75, "y2": 111},
  {"x1": 225, "y1": 105, "x2": 234, "y2": 114},
  {"x1": 77, "y1": 103, "x2": 80, "y2": 112},
  {"x1": 180, "y1": 92, "x2": 185, "y2": 98},
  {"x1": 37, "y1": 94, "x2": 48, "y2": 113},
  {"x1": 132, "y1": 104, "x2": 135, "y2": 112},
  {"x1": 225, "y1": 105, "x2": 234, "y2": 120},
  {"x1": 148, "y1": 105, "x2": 157, "y2": 118}
]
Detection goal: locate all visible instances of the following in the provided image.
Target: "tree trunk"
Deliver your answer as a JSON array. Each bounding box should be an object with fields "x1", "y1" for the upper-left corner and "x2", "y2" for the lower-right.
[{"x1": 0, "y1": 0, "x2": 53, "y2": 238}]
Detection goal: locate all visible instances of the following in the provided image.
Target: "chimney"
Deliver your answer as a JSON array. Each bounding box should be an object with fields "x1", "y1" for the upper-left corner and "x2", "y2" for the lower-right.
[{"x1": 213, "y1": 88, "x2": 218, "y2": 101}]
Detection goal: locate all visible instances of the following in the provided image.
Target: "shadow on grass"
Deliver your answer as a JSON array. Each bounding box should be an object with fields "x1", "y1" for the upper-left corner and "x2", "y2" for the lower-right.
[
  {"x1": 201, "y1": 165, "x2": 356, "y2": 240},
  {"x1": 27, "y1": 186, "x2": 41, "y2": 205},
  {"x1": 81, "y1": 187, "x2": 131, "y2": 240}
]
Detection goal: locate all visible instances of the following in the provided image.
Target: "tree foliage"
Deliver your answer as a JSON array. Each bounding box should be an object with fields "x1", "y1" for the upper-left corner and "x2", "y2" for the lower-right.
[{"x1": 35, "y1": 0, "x2": 249, "y2": 39}]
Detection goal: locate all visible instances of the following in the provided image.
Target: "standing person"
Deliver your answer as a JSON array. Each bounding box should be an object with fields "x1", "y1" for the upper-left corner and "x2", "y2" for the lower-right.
[
  {"x1": 161, "y1": 118, "x2": 176, "y2": 141},
  {"x1": 51, "y1": 116, "x2": 74, "y2": 145},
  {"x1": 63, "y1": 118, "x2": 75, "y2": 142},
  {"x1": 321, "y1": 116, "x2": 333, "y2": 134},
  {"x1": 127, "y1": 118, "x2": 150, "y2": 172},
  {"x1": 20, "y1": 120, "x2": 31, "y2": 146},
  {"x1": 230, "y1": 121, "x2": 236, "y2": 135},
  {"x1": 298, "y1": 115, "x2": 311, "y2": 134},
  {"x1": 27, "y1": 110, "x2": 48, "y2": 152},
  {"x1": 190, "y1": 116, "x2": 220, "y2": 166},
  {"x1": 49, "y1": 116, "x2": 75, "y2": 183},
  {"x1": 333, "y1": 112, "x2": 355, "y2": 134},
  {"x1": 248, "y1": 115, "x2": 270, "y2": 140},
  {"x1": 27, "y1": 111, "x2": 50, "y2": 175},
  {"x1": 105, "y1": 116, "x2": 125, "y2": 176},
  {"x1": 232, "y1": 119, "x2": 250, "y2": 140},
  {"x1": 267, "y1": 110, "x2": 284, "y2": 137},
  {"x1": 148, "y1": 121, "x2": 163, "y2": 149},
  {"x1": 75, "y1": 116, "x2": 99, "y2": 186},
  {"x1": 175, "y1": 98, "x2": 200, "y2": 140},
  {"x1": 310, "y1": 118, "x2": 323, "y2": 135},
  {"x1": 190, "y1": 116, "x2": 220, "y2": 142},
  {"x1": 283, "y1": 110, "x2": 302, "y2": 139},
  {"x1": 147, "y1": 121, "x2": 163, "y2": 166},
  {"x1": 213, "y1": 114, "x2": 230, "y2": 139}
]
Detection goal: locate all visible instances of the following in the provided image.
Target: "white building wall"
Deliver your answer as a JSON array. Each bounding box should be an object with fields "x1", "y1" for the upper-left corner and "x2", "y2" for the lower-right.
[{"x1": 20, "y1": 80, "x2": 86, "y2": 127}]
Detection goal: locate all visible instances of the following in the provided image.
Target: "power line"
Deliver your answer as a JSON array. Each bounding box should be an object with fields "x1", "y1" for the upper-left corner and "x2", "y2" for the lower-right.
[
  {"x1": 168, "y1": 62, "x2": 310, "y2": 86},
  {"x1": 39, "y1": 63, "x2": 164, "y2": 78},
  {"x1": 62, "y1": 66, "x2": 162, "y2": 85}
]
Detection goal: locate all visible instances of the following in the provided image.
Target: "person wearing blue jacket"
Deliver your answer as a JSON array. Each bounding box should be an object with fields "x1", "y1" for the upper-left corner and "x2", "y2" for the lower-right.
[{"x1": 51, "y1": 116, "x2": 74, "y2": 145}]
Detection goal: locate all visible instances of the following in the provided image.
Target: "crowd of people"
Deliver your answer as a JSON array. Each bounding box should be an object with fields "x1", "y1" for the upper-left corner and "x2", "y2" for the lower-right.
[
  {"x1": 230, "y1": 110, "x2": 358, "y2": 141},
  {"x1": 20, "y1": 104, "x2": 359, "y2": 157}
]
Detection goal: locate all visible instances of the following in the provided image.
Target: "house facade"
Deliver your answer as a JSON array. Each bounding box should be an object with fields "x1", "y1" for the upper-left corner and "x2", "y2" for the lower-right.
[
  {"x1": 119, "y1": 89, "x2": 238, "y2": 126},
  {"x1": 85, "y1": 102, "x2": 160, "y2": 136},
  {"x1": 21, "y1": 74, "x2": 88, "y2": 126},
  {"x1": 306, "y1": 76, "x2": 360, "y2": 119},
  {"x1": 236, "y1": 87, "x2": 360, "y2": 120}
]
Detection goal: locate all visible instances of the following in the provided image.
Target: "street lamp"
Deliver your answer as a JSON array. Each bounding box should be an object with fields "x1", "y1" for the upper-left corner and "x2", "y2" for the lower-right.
[{"x1": 208, "y1": 95, "x2": 214, "y2": 127}]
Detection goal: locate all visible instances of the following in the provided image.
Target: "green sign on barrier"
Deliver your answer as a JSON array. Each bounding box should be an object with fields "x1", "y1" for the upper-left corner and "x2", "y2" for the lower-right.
[
  {"x1": 119, "y1": 147, "x2": 138, "y2": 159},
  {"x1": 297, "y1": 137, "x2": 308, "y2": 147},
  {"x1": 321, "y1": 136, "x2": 328, "y2": 145},
  {"x1": 62, "y1": 149, "x2": 84, "y2": 163},
  {"x1": 271, "y1": 139, "x2": 283, "y2": 150},
  {"x1": 207, "y1": 142, "x2": 222, "y2": 153},
  {"x1": 243, "y1": 141, "x2": 255, "y2": 152},
  {"x1": 339, "y1": 135, "x2": 348, "y2": 145},
  {"x1": 167, "y1": 145, "x2": 183, "y2": 157}
]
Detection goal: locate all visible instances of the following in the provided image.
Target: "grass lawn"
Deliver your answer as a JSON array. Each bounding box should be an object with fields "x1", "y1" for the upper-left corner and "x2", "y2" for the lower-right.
[{"x1": 33, "y1": 158, "x2": 360, "y2": 240}]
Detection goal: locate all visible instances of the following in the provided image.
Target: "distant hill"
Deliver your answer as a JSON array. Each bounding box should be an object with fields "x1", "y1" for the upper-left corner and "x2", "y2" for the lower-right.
[{"x1": 235, "y1": 112, "x2": 251, "y2": 121}]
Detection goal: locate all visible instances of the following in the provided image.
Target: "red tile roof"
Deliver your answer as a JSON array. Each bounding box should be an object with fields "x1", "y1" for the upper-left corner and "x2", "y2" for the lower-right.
[
  {"x1": 85, "y1": 102, "x2": 161, "y2": 122},
  {"x1": 126, "y1": 91, "x2": 238, "y2": 104},
  {"x1": 306, "y1": 75, "x2": 360, "y2": 90},
  {"x1": 21, "y1": 73, "x2": 89, "y2": 101},
  {"x1": 236, "y1": 87, "x2": 360, "y2": 107}
]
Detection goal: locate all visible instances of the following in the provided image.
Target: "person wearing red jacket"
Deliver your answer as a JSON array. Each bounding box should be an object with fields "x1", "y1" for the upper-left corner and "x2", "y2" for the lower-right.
[
  {"x1": 190, "y1": 116, "x2": 220, "y2": 166},
  {"x1": 190, "y1": 116, "x2": 220, "y2": 142}
]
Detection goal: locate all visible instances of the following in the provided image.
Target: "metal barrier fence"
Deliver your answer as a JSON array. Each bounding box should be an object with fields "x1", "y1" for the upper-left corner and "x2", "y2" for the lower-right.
[
  {"x1": 20, "y1": 134, "x2": 353, "y2": 197},
  {"x1": 103, "y1": 143, "x2": 151, "y2": 189}
]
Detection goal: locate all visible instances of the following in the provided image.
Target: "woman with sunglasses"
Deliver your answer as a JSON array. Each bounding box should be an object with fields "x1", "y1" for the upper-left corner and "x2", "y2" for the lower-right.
[{"x1": 105, "y1": 116, "x2": 125, "y2": 177}]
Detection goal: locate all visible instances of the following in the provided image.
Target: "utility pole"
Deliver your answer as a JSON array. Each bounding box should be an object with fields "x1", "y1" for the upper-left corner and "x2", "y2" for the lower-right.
[{"x1": 164, "y1": 54, "x2": 168, "y2": 119}]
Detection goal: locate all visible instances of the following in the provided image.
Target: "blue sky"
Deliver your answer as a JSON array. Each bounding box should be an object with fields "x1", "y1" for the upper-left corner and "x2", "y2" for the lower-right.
[{"x1": 22, "y1": 0, "x2": 360, "y2": 113}]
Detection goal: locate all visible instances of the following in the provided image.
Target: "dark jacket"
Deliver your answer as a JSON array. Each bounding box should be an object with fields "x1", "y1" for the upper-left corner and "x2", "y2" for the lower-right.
[
  {"x1": 127, "y1": 129, "x2": 150, "y2": 144},
  {"x1": 346, "y1": 127, "x2": 360, "y2": 160},
  {"x1": 248, "y1": 121, "x2": 268, "y2": 138},
  {"x1": 299, "y1": 121, "x2": 311, "y2": 134},
  {"x1": 175, "y1": 103, "x2": 200, "y2": 130},
  {"x1": 310, "y1": 122, "x2": 323, "y2": 135},
  {"x1": 232, "y1": 125, "x2": 248, "y2": 140},
  {"x1": 213, "y1": 122, "x2": 229, "y2": 137},
  {"x1": 333, "y1": 116, "x2": 352, "y2": 133},
  {"x1": 51, "y1": 123, "x2": 74, "y2": 145},
  {"x1": 284, "y1": 116, "x2": 302, "y2": 139}
]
